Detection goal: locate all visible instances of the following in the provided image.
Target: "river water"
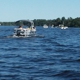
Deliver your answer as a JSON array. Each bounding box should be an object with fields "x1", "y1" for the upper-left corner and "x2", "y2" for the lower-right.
[{"x1": 0, "y1": 26, "x2": 80, "y2": 80}]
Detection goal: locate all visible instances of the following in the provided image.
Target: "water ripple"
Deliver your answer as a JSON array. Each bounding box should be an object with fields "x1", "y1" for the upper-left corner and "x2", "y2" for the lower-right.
[{"x1": 0, "y1": 27, "x2": 80, "y2": 80}]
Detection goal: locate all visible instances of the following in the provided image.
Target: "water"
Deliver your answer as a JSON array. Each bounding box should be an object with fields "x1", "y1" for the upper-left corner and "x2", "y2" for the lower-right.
[{"x1": 0, "y1": 26, "x2": 80, "y2": 80}]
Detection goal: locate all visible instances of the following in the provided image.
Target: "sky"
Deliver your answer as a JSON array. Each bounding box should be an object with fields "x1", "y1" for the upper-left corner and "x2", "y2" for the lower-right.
[{"x1": 0, "y1": 0, "x2": 80, "y2": 21}]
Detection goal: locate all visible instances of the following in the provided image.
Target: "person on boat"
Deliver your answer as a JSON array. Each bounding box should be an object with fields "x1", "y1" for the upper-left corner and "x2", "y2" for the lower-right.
[
  {"x1": 32, "y1": 27, "x2": 36, "y2": 31},
  {"x1": 26, "y1": 27, "x2": 31, "y2": 31},
  {"x1": 24, "y1": 27, "x2": 30, "y2": 36},
  {"x1": 19, "y1": 26, "x2": 23, "y2": 30},
  {"x1": 16, "y1": 26, "x2": 23, "y2": 36}
]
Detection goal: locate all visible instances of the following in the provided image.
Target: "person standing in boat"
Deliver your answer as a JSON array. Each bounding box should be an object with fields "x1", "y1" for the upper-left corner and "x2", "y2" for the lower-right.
[
  {"x1": 32, "y1": 27, "x2": 36, "y2": 31},
  {"x1": 16, "y1": 26, "x2": 23, "y2": 36},
  {"x1": 19, "y1": 26, "x2": 23, "y2": 30}
]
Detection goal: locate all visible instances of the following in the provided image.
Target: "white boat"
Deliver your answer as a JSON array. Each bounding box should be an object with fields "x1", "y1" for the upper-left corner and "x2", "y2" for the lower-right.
[
  {"x1": 51, "y1": 25, "x2": 54, "y2": 28},
  {"x1": 61, "y1": 26, "x2": 68, "y2": 29},
  {"x1": 43, "y1": 24, "x2": 48, "y2": 28},
  {"x1": 12, "y1": 20, "x2": 36, "y2": 38},
  {"x1": 13, "y1": 28, "x2": 36, "y2": 38},
  {"x1": 6, "y1": 20, "x2": 44, "y2": 38},
  {"x1": 59, "y1": 24, "x2": 68, "y2": 29}
]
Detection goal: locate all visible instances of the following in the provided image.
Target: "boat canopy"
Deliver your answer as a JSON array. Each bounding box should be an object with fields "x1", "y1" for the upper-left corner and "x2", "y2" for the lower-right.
[{"x1": 15, "y1": 20, "x2": 34, "y2": 28}]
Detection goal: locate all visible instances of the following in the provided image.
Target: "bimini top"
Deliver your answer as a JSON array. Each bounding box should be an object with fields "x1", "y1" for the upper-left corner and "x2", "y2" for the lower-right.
[{"x1": 15, "y1": 20, "x2": 34, "y2": 28}]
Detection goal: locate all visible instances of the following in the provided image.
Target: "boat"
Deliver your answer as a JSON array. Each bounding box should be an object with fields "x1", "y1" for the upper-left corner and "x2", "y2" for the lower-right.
[
  {"x1": 61, "y1": 26, "x2": 68, "y2": 29},
  {"x1": 7, "y1": 20, "x2": 44, "y2": 38},
  {"x1": 59, "y1": 20, "x2": 68, "y2": 29},
  {"x1": 43, "y1": 24, "x2": 48, "y2": 28},
  {"x1": 51, "y1": 25, "x2": 54, "y2": 28},
  {"x1": 11, "y1": 20, "x2": 36, "y2": 38},
  {"x1": 59, "y1": 24, "x2": 68, "y2": 29},
  {"x1": 13, "y1": 28, "x2": 36, "y2": 38}
]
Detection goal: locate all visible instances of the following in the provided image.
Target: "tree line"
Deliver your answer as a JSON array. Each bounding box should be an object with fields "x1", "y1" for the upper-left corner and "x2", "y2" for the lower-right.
[{"x1": 0, "y1": 17, "x2": 80, "y2": 27}]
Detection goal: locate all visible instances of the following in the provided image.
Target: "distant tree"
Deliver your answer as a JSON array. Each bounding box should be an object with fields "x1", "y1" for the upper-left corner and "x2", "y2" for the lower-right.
[
  {"x1": 61, "y1": 17, "x2": 66, "y2": 25},
  {"x1": 56, "y1": 18, "x2": 61, "y2": 26},
  {"x1": 1, "y1": 17, "x2": 80, "y2": 27}
]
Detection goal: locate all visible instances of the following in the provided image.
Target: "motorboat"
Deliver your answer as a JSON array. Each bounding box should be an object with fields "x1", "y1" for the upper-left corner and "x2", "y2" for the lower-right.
[
  {"x1": 43, "y1": 24, "x2": 48, "y2": 28},
  {"x1": 13, "y1": 28, "x2": 36, "y2": 38},
  {"x1": 7, "y1": 20, "x2": 44, "y2": 38},
  {"x1": 12, "y1": 20, "x2": 36, "y2": 38},
  {"x1": 51, "y1": 25, "x2": 54, "y2": 28},
  {"x1": 59, "y1": 24, "x2": 68, "y2": 29},
  {"x1": 60, "y1": 26, "x2": 68, "y2": 29}
]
